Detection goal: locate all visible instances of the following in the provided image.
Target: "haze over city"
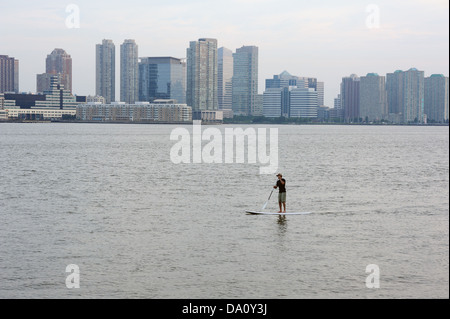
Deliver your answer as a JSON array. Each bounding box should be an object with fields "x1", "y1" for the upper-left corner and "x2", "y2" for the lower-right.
[{"x1": 1, "y1": 0, "x2": 449, "y2": 107}]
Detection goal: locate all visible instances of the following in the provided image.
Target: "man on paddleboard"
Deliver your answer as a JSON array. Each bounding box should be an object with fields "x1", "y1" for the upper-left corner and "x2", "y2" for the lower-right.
[{"x1": 274, "y1": 173, "x2": 286, "y2": 213}]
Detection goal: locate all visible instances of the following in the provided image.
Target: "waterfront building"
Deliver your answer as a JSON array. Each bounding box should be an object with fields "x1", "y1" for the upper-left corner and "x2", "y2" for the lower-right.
[
  {"x1": 35, "y1": 76, "x2": 78, "y2": 109},
  {"x1": 139, "y1": 57, "x2": 186, "y2": 104},
  {"x1": 425, "y1": 74, "x2": 449, "y2": 123},
  {"x1": 186, "y1": 38, "x2": 218, "y2": 111},
  {"x1": 232, "y1": 45, "x2": 259, "y2": 116},
  {"x1": 360, "y1": 73, "x2": 387, "y2": 122},
  {"x1": 76, "y1": 102, "x2": 192, "y2": 123},
  {"x1": 120, "y1": 39, "x2": 139, "y2": 104},
  {"x1": 341, "y1": 74, "x2": 360, "y2": 122},
  {"x1": 289, "y1": 87, "x2": 318, "y2": 118},
  {"x1": 96, "y1": 39, "x2": 116, "y2": 104},
  {"x1": 386, "y1": 68, "x2": 425, "y2": 123}
]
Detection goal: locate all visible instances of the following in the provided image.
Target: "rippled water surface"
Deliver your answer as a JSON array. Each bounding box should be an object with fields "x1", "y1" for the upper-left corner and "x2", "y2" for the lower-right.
[{"x1": 0, "y1": 123, "x2": 448, "y2": 298}]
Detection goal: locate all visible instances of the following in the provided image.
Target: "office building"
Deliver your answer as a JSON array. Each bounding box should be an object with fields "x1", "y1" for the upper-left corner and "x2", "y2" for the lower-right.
[
  {"x1": 0, "y1": 55, "x2": 19, "y2": 93},
  {"x1": 96, "y1": 39, "x2": 116, "y2": 104},
  {"x1": 139, "y1": 57, "x2": 186, "y2": 104},
  {"x1": 232, "y1": 45, "x2": 259, "y2": 115},
  {"x1": 120, "y1": 39, "x2": 139, "y2": 104},
  {"x1": 35, "y1": 76, "x2": 78, "y2": 109},
  {"x1": 425, "y1": 74, "x2": 449, "y2": 123},
  {"x1": 218, "y1": 47, "x2": 233, "y2": 111},
  {"x1": 186, "y1": 38, "x2": 218, "y2": 111},
  {"x1": 289, "y1": 87, "x2": 318, "y2": 118},
  {"x1": 360, "y1": 73, "x2": 387, "y2": 122}
]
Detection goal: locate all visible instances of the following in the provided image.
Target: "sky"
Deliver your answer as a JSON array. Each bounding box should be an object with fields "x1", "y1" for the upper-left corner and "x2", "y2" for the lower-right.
[{"x1": 1, "y1": 0, "x2": 449, "y2": 107}]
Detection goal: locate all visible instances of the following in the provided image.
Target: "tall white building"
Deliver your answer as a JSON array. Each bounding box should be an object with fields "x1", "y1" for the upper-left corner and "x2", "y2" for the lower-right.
[
  {"x1": 232, "y1": 45, "x2": 259, "y2": 116},
  {"x1": 120, "y1": 39, "x2": 139, "y2": 104},
  {"x1": 186, "y1": 38, "x2": 218, "y2": 111},
  {"x1": 96, "y1": 39, "x2": 115, "y2": 104},
  {"x1": 218, "y1": 47, "x2": 233, "y2": 111}
]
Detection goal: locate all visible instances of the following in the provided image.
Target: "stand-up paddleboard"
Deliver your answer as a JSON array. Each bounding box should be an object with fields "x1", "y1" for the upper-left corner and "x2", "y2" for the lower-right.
[{"x1": 246, "y1": 211, "x2": 312, "y2": 216}]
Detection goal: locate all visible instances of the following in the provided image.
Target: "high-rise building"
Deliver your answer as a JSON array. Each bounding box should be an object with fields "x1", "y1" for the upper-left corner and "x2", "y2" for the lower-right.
[
  {"x1": 316, "y1": 82, "x2": 324, "y2": 107},
  {"x1": 425, "y1": 74, "x2": 449, "y2": 123},
  {"x1": 218, "y1": 47, "x2": 233, "y2": 111},
  {"x1": 360, "y1": 73, "x2": 387, "y2": 122},
  {"x1": 387, "y1": 68, "x2": 425, "y2": 123},
  {"x1": 186, "y1": 38, "x2": 218, "y2": 111},
  {"x1": 120, "y1": 39, "x2": 139, "y2": 104},
  {"x1": 36, "y1": 49, "x2": 72, "y2": 93},
  {"x1": 139, "y1": 57, "x2": 186, "y2": 104},
  {"x1": 386, "y1": 70, "x2": 403, "y2": 115},
  {"x1": 232, "y1": 45, "x2": 258, "y2": 116},
  {"x1": 96, "y1": 39, "x2": 116, "y2": 104},
  {"x1": 341, "y1": 74, "x2": 360, "y2": 122},
  {"x1": 0, "y1": 55, "x2": 19, "y2": 93}
]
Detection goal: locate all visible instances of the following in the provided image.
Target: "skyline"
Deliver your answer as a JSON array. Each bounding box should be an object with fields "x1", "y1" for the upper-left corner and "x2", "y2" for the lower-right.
[{"x1": 0, "y1": 0, "x2": 449, "y2": 106}]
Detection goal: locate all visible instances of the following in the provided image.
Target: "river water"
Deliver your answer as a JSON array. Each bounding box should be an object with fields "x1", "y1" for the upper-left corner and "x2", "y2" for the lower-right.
[{"x1": 0, "y1": 123, "x2": 448, "y2": 299}]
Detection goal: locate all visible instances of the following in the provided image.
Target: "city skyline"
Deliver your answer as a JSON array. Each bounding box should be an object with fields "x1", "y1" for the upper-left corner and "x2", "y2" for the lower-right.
[{"x1": 0, "y1": 0, "x2": 448, "y2": 107}]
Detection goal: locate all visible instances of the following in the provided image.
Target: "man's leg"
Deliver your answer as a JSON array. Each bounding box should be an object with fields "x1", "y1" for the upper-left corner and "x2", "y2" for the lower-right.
[{"x1": 282, "y1": 202, "x2": 286, "y2": 213}]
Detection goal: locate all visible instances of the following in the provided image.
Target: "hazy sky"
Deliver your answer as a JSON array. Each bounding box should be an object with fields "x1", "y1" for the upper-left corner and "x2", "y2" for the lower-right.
[{"x1": 1, "y1": 0, "x2": 449, "y2": 106}]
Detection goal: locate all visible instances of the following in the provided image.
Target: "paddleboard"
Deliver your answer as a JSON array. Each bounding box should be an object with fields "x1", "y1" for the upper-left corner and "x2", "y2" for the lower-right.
[{"x1": 246, "y1": 211, "x2": 312, "y2": 215}]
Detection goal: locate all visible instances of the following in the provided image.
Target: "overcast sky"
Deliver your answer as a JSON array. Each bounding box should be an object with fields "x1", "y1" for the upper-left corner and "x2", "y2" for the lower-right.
[{"x1": 1, "y1": 0, "x2": 448, "y2": 106}]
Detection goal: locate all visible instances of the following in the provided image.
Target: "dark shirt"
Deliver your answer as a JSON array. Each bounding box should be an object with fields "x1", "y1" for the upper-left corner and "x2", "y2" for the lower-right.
[{"x1": 277, "y1": 179, "x2": 286, "y2": 193}]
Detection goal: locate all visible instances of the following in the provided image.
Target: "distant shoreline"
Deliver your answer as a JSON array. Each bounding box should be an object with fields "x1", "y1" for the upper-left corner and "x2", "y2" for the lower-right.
[{"x1": 0, "y1": 120, "x2": 448, "y2": 127}]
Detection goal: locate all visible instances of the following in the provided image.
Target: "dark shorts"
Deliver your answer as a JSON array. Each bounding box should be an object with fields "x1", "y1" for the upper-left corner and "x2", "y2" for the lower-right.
[{"x1": 278, "y1": 192, "x2": 286, "y2": 203}]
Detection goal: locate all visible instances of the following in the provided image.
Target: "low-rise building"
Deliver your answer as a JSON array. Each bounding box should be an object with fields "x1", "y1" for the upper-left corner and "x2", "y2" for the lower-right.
[{"x1": 76, "y1": 102, "x2": 192, "y2": 123}]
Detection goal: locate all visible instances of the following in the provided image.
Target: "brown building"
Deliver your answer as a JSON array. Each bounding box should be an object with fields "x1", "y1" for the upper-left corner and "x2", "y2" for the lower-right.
[
  {"x1": 0, "y1": 55, "x2": 19, "y2": 93},
  {"x1": 37, "y1": 49, "x2": 72, "y2": 93}
]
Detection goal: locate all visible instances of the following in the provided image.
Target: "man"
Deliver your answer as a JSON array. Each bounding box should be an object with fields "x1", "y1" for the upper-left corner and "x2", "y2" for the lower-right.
[{"x1": 273, "y1": 173, "x2": 286, "y2": 213}]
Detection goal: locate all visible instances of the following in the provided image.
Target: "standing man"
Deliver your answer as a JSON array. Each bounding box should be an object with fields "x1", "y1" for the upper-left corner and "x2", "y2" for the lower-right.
[{"x1": 274, "y1": 173, "x2": 286, "y2": 213}]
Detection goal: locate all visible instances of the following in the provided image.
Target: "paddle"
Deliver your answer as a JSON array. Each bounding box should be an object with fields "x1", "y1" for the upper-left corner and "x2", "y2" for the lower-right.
[{"x1": 261, "y1": 189, "x2": 274, "y2": 210}]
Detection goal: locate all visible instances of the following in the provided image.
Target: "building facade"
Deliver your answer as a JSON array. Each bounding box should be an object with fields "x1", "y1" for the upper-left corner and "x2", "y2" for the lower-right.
[
  {"x1": 218, "y1": 47, "x2": 233, "y2": 111},
  {"x1": 359, "y1": 73, "x2": 387, "y2": 122},
  {"x1": 425, "y1": 74, "x2": 449, "y2": 123},
  {"x1": 289, "y1": 88, "x2": 318, "y2": 118},
  {"x1": 386, "y1": 68, "x2": 425, "y2": 124},
  {"x1": 35, "y1": 76, "x2": 78, "y2": 109},
  {"x1": 186, "y1": 38, "x2": 218, "y2": 111},
  {"x1": 139, "y1": 57, "x2": 186, "y2": 104},
  {"x1": 232, "y1": 45, "x2": 259, "y2": 116},
  {"x1": 77, "y1": 102, "x2": 192, "y2": 123},
  {"x1": 341, "y1": 74, "x2": 360, "y2": 122},
  {"x1": 120, "y1": 40, "x2": 139, "y2": 104},
  {"x1": 0, "y1": 55, "x2": 19, "y2": 93},
  {"x1": 96, "y1": 39, "x2": 116, "y2": 104}
]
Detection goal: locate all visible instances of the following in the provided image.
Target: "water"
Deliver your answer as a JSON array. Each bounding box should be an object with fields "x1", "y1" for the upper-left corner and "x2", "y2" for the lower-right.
[{"x1": 0, "y1": 123, "x2": 448, "y2": 299}]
